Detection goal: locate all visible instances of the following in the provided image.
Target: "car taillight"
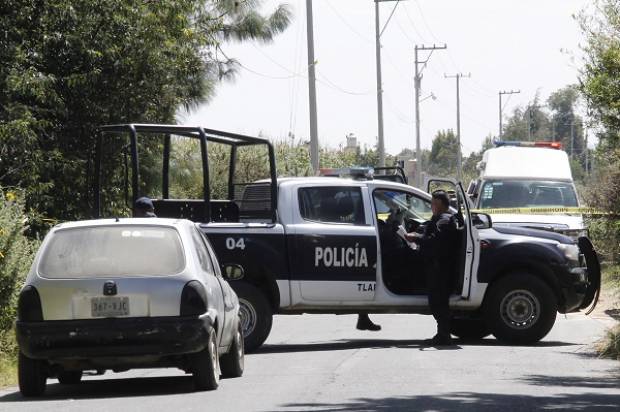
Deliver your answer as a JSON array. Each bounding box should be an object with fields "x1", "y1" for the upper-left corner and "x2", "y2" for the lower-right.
[
  {"x1": 17, "y1": 285, "x2": 43, "y2": 322},
  {"x1": 180, "y1": 281, "x2": 208, "y2": 316}
]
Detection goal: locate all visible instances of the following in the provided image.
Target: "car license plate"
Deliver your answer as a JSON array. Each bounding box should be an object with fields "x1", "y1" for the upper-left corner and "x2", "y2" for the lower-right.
[{"x1": 91, "y1": 297, "x2": 129, "y2": 317}]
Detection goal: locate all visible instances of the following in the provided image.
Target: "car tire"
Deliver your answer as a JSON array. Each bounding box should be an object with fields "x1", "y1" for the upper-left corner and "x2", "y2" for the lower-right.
[
  {"x1": 220, "y1": 321, "x2": 244, "y2": 378},
  {"x1": 192, "y1": 329, "x2": 220, "y2": 391},
  {"x1": 57, "y1": 371, "x2": 83, "y2": 385},
  {"x1": 18, "y1": 352, "x2": 47, "y2": 397},
  {"x1": 232, "y1": 282, "x2": 273, "y2": 353},
  {"x1": 450, "y1": 318, "x2": 490, "y2": 341},
  {"x1": 484, "y1": 273, "x2": 557, "y2": 345}
]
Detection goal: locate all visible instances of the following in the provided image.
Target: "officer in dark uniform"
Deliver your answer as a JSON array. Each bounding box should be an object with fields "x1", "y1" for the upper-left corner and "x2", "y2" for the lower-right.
[
  {"x1": 406, "y1": 190, "x2": 458, "y2": 346},
  {"x1": 133, "y1": 197, "x2": 157, "y2": 218}
]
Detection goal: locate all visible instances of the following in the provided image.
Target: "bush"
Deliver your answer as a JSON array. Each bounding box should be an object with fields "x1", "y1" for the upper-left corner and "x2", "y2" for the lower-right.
[
  {"x1": 0, "y1": 190, "x2": 38, "y2": 338},
  {"x1": 597, "y1": 324, "x2": 620, "y2": 361}
]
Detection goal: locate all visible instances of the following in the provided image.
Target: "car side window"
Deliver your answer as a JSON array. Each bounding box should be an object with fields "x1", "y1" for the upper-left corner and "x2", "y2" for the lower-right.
[
  {"x1": 373, "y1": 189, "x2": 432, "y2": 223},
  {"x1": 298, "y1": 186, "x2": 366, "y2": 225},
  {"x1": 191, "y1": 229, "x2": 214, "y2": 275}
]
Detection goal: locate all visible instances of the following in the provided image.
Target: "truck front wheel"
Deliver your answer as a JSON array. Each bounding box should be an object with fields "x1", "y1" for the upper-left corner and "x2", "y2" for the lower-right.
[
  {"x1": 484, "y1": 273, "x2": 557, "y2": 344},
  {"x1": 232, "y1": 281, "x2": 273, "y2": 353}
]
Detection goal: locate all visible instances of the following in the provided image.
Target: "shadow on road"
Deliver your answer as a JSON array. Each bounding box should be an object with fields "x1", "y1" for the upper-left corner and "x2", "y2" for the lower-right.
[
  {"x1": 278, "y1": 391, "x2": 620, "y2": 412},
  {"x1": 254, "y1": 338, "x2": 578, "y2": 355},
  {"x1": 519, "y1": 373, "x2": 620, "y2": 389},
  {"x1": 0, "y1": 375, "x2": 197, "y2": 402}
]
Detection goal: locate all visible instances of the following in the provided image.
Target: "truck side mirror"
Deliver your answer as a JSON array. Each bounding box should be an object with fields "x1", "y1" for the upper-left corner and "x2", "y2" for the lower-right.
[{"x1": 472, "y1": 212, "x2": 492, "y2": 229}]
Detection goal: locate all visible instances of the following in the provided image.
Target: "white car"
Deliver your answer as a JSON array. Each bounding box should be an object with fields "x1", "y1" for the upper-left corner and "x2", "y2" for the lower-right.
[{"x1": 15, "y1": 218, "x2": 244, "y2": 396}]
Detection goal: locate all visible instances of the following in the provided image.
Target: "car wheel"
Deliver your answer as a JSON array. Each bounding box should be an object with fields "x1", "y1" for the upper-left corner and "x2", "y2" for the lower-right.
[
  {"x1": 220, "y1": 321, "x2": 244, "y2": 378},
  {"x1": 450, "y1": 318, "x2": 490, "y2": 341},
  {"x1": 18, "y1": 352, "x2": 47, "y2": 397},
  {"x1": 192, "y1": 329, "x2": 220, "y2": 391},
  {"x1": 484, "y1": 273, "x2": 557, "y2": 344},
  {"x1": 57, "y1": 371, "x2": 83, "y2": 385},
  {"x1": 232, "y1": 282, "x2": 273, "y2": 353}
]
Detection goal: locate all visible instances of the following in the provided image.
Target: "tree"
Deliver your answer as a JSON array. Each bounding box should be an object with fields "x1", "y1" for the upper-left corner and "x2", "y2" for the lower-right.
[
  {"x1": 548, "y1": 85, "x2": 585, "y2": 157},
  {"x1": 579, "y1": 0, "x2": 620, "y2": 150},
  {"x1": 0, "y1": 0, "x2": 291, "y2": 234},
  {"x1": 428, "y1": 129, "x2": 459, "y2": 177},
  {"x1": 502, "y1": 93, "x2": 553, "y2": 142}
]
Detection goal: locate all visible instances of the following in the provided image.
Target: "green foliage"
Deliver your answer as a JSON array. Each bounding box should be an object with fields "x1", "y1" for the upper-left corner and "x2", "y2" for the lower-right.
[
  {"x1": 427, "y1": 129, "x2": 459, "y2": 177},
  {"x1": 0, "y1": 190, "x2": 38, "y2": 360},
  {"x1": 0, "y1": 0, "x2": 291, "y2": 235}
]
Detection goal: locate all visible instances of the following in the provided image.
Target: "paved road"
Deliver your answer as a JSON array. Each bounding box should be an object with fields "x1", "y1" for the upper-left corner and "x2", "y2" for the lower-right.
[{"x1": 1, "y1": 313, "x2": 619, "y2": 411}]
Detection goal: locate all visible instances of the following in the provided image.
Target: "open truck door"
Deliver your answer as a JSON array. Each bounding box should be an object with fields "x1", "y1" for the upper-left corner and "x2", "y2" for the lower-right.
[{"x1": 425, "y1": 177, "x2": 479, "y2": 299}]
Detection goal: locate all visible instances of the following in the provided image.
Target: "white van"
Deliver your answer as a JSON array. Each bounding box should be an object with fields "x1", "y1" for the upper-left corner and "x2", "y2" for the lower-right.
[{"x1": 468, "y1": 141, "x2": 586, "y2": 238}]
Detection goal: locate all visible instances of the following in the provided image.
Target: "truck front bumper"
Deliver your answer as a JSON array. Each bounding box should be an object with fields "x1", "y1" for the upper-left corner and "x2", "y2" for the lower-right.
[{"x1": 16, "y1": 316, "x2": 211, "y2": 360}]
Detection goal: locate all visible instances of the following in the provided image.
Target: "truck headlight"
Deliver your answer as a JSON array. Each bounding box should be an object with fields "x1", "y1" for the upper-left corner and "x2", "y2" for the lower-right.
[{"x1": 557, "y1": 243, "x2": 580, "y2": 262}]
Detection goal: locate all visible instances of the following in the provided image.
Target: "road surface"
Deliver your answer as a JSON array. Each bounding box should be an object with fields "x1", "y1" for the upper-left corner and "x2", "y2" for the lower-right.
[{"x1": 1, "y1": 313, "x2": 618, "y2": 411}]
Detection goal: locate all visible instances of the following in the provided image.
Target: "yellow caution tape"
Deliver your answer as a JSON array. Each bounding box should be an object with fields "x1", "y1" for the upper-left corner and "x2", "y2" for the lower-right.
[{"x1": 472, "y1": 207, "x2": 609, "y2": 215}]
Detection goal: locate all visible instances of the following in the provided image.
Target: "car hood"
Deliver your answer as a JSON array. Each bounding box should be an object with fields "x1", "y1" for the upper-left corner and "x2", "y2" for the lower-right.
[
  {"x1": 488, "y1": 213, "x2": 584, "y2": 230},
  {"x1": 487, "y1": 225, "x2": 574, "y2": 244}
]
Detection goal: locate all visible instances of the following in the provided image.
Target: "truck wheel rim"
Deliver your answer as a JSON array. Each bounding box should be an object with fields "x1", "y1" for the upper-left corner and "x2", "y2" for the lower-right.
[
  {"x1": 500, "y1": 289, "x2": 540, "y2": 330},
  {"x1": 238, "y1": 298, "x2": 257, "y2": 337}
]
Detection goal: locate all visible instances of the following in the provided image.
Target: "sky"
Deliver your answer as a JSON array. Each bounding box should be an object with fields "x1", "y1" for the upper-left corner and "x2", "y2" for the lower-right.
[{"x1": 181, "y1": 0, "x2": 590, "y2": 156}]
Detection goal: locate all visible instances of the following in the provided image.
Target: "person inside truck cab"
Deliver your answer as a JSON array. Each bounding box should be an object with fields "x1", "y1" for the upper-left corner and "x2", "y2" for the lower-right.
[
  {"x1": 133, "y1": 197, "x2": 157, "y2": 218},
  {"x1": 405, "y1": 190, "x2": 458, "y2": 346}
]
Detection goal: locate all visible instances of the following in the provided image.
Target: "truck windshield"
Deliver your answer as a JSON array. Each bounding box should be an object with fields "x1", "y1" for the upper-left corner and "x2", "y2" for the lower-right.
[
  {"x1": 39, "y1": 225, "x2": 185, "y2": 278},
  {"x1": 479, "y1": 180, "x2": 578, "y2": 209}
]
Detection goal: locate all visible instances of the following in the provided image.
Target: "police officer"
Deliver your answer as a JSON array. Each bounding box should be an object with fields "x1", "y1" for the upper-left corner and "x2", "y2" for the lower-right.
[
  {"x1": 133, "y1": 197, "x2": 157, "y2": 218},
  {"x1": 406, "y1": 190, "x2": 458, "y2": 346}
]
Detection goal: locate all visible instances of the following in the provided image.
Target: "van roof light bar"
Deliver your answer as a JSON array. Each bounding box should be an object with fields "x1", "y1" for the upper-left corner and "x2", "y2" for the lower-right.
[{"x1": 493, "y1": 140, "x2": 562, "y2": 150}]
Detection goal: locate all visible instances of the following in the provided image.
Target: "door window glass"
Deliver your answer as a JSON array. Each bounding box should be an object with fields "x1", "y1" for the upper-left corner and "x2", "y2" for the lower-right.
[
  {"x1": 373, "y1": 190, "x2": 432, "y2": 222},
  {"x1": 298, "y1": 187, "x2": 365, "y2": 225}
]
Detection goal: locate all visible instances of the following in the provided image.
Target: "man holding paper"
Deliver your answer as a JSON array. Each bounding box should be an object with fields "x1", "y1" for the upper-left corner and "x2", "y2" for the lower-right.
[{"x1": 405, "y1": 190, "x2": 459, "y2": 346}]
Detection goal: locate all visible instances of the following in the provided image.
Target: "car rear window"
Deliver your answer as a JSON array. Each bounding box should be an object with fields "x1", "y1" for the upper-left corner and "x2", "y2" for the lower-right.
[{"x1": 39, "y1": 225, "x2": 185, "y2": 278}]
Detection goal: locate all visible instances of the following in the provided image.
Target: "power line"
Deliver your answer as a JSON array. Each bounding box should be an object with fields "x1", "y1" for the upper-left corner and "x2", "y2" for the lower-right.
[{"x1": 324, "y1": 0, "x2": 373, "y2": 43}]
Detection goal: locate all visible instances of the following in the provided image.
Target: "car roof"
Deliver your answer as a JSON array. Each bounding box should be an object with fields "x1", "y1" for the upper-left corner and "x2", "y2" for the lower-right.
[
  {"x1": 53, "y1": 218, "x2": 192, "y2": 231},
  {"x1": 271, "y1": 176, "x2": 430, "y2": 198}
]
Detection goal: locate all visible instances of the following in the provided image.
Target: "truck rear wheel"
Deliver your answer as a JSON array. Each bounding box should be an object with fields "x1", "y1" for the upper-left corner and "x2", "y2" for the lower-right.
[
  {"x1": 232, "y1": 281, "x2": 273, "y2": 353},
  {"x1": 484, "y1": 273, "x2": 557, "y2": 344}
]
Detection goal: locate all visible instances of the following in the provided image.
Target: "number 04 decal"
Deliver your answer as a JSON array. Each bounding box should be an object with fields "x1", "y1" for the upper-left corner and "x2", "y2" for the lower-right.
[{"x1": 225, "y1": 237, "x2": 246, "y2": 250}]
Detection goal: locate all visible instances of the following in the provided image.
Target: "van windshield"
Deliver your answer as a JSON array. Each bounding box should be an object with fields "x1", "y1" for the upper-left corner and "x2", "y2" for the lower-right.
[
  {"x1": 39, "y1": 225, "x2": 185, "y2": 278},
  {"x1": 479, "y1": 180, "x2": 578, "y2": 209}
]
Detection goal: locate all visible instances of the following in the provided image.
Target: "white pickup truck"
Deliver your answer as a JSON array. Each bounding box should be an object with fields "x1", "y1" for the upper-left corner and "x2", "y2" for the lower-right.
[{"x1": 94, "y1": 125, "x2": 601, "y2": 352}]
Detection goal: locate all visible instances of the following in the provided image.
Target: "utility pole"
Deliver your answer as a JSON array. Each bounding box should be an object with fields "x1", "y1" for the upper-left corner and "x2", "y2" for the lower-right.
[
  {"x1": 584, "y1": 128, "x2": 589, "y2": 175},
  {"x1": 499, "y1": 90, "x2": 520, "y2": 139},
  {"x1": 527, "y1": 107, "x2": 532, "y2": 140},
  {"x1": 570, "y1": 122, "x2": 575, "y2": 157},
  {"x1": 415, "y1": 43, "x2": 447, "y2": 188},
  {"x1": 306, "y1": 0, "x2": 319, "y2": 174},
  {"x1": 374, "y1": 0, "x2": 401, "y2": 167},
  {"x1": 445, "y1": 73, "x2": 471, "y2": 182}
]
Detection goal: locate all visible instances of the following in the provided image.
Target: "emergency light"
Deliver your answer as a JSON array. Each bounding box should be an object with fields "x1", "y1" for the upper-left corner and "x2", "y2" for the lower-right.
[
  {"x1": 319, "y1": 167, "x2": 374, "y2": 180},
  {"x1": 493, "y1": 140, "x2": 563, "y2": 149}
]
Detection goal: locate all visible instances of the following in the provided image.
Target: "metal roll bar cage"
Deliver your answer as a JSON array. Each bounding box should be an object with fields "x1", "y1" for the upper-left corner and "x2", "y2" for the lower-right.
[{"x1": 93, "y1": 124, "x2": 278, "y2": 222}]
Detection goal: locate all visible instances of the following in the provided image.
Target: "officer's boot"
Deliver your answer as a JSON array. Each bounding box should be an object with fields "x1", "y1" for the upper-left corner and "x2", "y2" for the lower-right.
[{"x1": 356, "y1": 314, "x2": 381, "y2": 331}]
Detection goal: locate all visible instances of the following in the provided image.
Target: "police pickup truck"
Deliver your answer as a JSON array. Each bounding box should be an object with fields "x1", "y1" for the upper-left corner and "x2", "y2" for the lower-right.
[{"x1": 94, "y1": 125, "x2": 600, "y2": 352}]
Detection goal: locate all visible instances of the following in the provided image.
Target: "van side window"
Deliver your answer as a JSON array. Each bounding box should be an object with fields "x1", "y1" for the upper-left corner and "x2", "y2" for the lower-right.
[{"x1": 298, "y1": 187, "x2": 365, "y2": 225}]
